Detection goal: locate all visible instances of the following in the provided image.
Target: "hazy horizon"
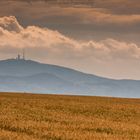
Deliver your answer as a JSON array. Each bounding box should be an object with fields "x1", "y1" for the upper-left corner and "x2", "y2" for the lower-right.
[{"x1": 0, "y1": 0, "x2": 140, "y2": 80}]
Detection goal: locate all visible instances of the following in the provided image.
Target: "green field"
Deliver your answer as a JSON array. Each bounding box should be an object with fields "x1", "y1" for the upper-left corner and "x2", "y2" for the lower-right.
[{"x1": 0, "y1": 93, "x2": 139, "y2": 140}]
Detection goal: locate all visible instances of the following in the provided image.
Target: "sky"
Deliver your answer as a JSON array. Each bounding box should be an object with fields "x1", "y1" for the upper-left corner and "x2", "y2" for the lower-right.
[{"x1": 0, "y1": 0, "x2": 140, "y2": 80}]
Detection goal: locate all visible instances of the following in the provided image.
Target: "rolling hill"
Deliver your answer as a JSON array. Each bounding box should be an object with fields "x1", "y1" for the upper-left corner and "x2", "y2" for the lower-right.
[{"x1": 0, "y1": 58, "x2": 140, "y2": 98}]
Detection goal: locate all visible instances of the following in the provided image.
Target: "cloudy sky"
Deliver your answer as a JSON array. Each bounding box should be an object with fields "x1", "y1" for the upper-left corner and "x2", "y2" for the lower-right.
[{"x1": 0, "y1": 0, "x2": 140, "y2": 79}]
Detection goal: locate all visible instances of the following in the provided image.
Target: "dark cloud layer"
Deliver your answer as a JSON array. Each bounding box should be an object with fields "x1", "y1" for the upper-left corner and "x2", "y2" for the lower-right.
[
  {"x1": 13, "y1": 0, "x2": 140, "y2": 14},
  {"x1": 0, "y1": 0, "x2": 140, "y2": 42}
]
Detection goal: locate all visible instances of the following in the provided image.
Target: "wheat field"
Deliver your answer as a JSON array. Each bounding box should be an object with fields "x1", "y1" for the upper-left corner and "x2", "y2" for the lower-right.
[{"x1": 0, "y1": 93, "x2": 139, "y2": 140}]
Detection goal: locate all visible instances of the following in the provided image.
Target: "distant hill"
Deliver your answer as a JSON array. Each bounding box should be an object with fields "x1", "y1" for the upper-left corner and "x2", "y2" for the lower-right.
[{"x1": 0, "y1": 58, "x2": 140, "y2": 98}]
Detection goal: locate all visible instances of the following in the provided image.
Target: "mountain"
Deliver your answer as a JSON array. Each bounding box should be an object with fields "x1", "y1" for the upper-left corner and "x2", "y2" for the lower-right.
[{"x1": 0, "y1": 58, "x2": 140, "y2": 98}]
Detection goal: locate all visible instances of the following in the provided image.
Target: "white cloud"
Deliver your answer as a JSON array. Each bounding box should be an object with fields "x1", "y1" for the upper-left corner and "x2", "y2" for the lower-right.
[{"x1": 0, "y1": 16, "x2": 140, "y2": 60}]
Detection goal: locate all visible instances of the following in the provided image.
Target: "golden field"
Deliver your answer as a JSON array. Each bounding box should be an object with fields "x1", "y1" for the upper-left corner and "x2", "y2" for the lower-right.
[{"x1": 0, "y1": 93, "x2": 139, "y2": 140}]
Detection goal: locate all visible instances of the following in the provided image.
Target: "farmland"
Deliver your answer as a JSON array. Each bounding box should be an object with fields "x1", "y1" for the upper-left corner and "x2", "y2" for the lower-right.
[{"x1": 0, "y1": 93, "x2": 139, "y2": 140}]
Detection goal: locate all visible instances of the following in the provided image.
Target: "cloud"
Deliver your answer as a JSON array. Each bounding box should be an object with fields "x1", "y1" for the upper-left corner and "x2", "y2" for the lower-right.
[
  {"x1": 48, "y1": 7, "x2": 140, "y2": 25},
  {"x1": 0, "y1": 16, "x2": 140, "y2": 60},
  {"x1": 80, "y1": 10, "x2": 140, "y2": 25},
  {"x1": 1, "y1": 1, "x2": 140, "y2": 43},
  {"x1": 25, "y1": 6, "x2": 140, "y2": 25},
  {"x1": 1, "y1": 1, "x2": 140, "y2": 26},
  {"x1": 0, "y1": 16, "x2": 23, "y2": 32}
]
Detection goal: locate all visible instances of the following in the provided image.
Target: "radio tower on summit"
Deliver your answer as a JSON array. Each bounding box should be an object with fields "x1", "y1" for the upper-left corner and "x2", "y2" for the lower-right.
[{"x1": 16, "y1": 49, "x2": 26, "y2": 60}]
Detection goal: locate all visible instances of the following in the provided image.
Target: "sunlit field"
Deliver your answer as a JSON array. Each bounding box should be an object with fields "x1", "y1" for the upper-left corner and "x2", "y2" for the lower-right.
[{"x1": 0, "y1": 93, "x2": 139, "y2": 140}]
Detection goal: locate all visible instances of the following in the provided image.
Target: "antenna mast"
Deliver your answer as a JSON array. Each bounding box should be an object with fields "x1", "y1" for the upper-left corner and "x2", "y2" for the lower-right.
[{"x1": 23, "y1": 49, "x2": 25, "y2": 60}]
